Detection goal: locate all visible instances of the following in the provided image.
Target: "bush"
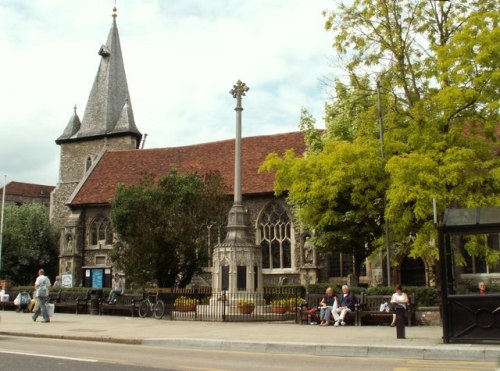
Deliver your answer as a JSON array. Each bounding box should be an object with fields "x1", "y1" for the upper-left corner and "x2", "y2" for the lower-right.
[
  {"x1": 364, "y1": 286, "x2": 440, "y2": 307},
  {"x1": 174, "y1": 296, "x2": 198, "y2": 306},
  {"x1": 459, "y1": 282, "x2": 500, "y2": 295},
  {"x1": 308, "y1": 283, "x2": 363, "y2": 296},
  {"x1": 308, "y1": 284, "x2": 441, "y2": 306},
  {"x1": 270, "y1": 298, "x2": 289, "y2": 306},
  {"x1": 237, "y1": 299, "x2": 255, "y2": 307}
]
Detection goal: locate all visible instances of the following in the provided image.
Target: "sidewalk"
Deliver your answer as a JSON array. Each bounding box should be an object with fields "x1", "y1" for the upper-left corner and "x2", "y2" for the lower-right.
[{"x1": 0, "y1": 310, "x2": 498, "y2": 361}]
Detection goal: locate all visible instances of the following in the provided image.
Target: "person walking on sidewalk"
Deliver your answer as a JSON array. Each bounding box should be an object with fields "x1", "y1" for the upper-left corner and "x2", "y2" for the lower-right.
[
  {"x1": 332, "y1": 284, "x2": 356, "y2": 326},
  {"x1": 32, "y1": 269, "x2": 51, "y2": 323}
]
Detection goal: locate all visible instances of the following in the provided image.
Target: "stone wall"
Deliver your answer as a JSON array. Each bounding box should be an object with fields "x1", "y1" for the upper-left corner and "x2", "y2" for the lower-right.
[
  {"x1": 415, "y1": 307, "x2": 441, "y2": 326},
  {"x1": 52, "y1": 134, "x2": 139, "y2": 280}
]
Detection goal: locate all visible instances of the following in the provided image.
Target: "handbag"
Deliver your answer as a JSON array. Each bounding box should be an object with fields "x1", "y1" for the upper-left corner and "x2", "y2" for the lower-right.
[
  {"x1": 46, "y1": 303, "x2": 55, "y2": 317},
  {"x1": 379, "y1": 302, "x2": 389, "y2": 312}
]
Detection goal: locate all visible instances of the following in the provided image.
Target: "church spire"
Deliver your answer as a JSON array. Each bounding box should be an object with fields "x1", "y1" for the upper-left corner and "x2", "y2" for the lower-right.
[{"x1": 57, "y1": 3, "x2": 141, "y2": 144}]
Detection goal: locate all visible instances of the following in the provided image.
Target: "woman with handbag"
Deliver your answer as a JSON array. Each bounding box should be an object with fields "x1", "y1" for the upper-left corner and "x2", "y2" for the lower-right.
[{"x1": 390, "y1": 284, "x2": 408, "y2": 327}]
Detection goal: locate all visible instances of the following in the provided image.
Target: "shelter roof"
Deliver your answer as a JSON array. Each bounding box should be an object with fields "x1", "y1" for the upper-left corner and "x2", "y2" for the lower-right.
[{"x1": 441, "y1": 207, "x2": 500, "y2": 234}]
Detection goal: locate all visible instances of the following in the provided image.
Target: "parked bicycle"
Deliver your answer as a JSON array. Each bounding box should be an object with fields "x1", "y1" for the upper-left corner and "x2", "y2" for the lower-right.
[{"x1": 138, "y1": 291, "x2": 165, "y2": 319}]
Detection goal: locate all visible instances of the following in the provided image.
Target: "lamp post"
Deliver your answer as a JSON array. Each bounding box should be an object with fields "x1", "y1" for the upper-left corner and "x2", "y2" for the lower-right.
[
  {"x1": 377, "y1": 80, "x2": 391, "y2": 287},
  {"x1": 0, "y1": 174, "x2": 6, "y2": 275}
]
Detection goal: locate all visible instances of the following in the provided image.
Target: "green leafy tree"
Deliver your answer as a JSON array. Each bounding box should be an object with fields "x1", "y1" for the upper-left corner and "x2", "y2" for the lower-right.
[
  {"x1": 262, "y1": 0, "x2": 499, "y2": 271},
  {"x1": 261, "y1": 138, "x2": 386, "y2": 275},
  {"x1": 1, "y1": 203, "x2": 58, "y2": 285},
  {"x1": 110, "y1": 170, "x2": 229, "y2": 288}
]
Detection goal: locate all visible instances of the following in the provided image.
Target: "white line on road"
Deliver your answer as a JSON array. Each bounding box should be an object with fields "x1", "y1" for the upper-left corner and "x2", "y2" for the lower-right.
[{"x1": 0, "y1": 349, "x2": 98, "y2": 362}]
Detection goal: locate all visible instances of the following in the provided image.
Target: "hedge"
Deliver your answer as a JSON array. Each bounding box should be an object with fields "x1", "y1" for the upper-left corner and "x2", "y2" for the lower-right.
[{"x1": 307, "y1": 284, "x2": 441, "y2": 307}]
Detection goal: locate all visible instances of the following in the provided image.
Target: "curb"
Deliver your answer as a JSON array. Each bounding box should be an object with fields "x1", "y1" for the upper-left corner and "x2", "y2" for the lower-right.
[
  {"x1": 2, "y1": 331, "x2": 499, "y2": 362},
  {"x1": 142, "y1": 337, "x2": 500, "y2": 361},
  {"x1": 0, "y1": 331, "x2": 141, "y2": 345}
]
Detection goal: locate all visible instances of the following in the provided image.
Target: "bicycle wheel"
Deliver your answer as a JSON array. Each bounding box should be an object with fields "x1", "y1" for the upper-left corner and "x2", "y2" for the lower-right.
[
  {"x1": 138, "y1": 300, "x2": 150, "y2": 318},
  {"x1": 153, "y1": 300, "x2": 165, "y2": 319}
]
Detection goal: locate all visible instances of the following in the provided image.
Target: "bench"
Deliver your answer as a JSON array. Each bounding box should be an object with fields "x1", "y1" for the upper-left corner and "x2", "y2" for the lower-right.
[
  {"x1": 0, "y1": 290, "x2": 21, "y2": 311},
  {"x1": 299, "y1": 293, "x2": 357, "y2": 325},
  {"x1": 99, "y1": 293, "x2": 143, "y2": 317},
  {"x1": 357, "y1": 293, "x2": 415, "y2": 326},
  {"x1": 50, "y1": 290, "x2": 90, "y2": 314}
]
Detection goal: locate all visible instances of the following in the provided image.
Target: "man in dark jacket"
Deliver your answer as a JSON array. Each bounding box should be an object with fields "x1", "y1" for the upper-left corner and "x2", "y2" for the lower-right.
[{"x1": 332, "y1": 284, "x2": 356, "y2": 326}]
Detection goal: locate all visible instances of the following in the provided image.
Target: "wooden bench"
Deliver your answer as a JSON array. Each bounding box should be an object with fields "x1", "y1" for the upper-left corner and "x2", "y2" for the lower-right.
[
  {"x1": 357, "y1": 293, "x2": 415, "y2": 326},
  {"x1": 0, "y1": 290, "x2": 22, "y2": 311},
  {"x1": 99, "y1": 293, "x2": 143, "y2": 317},
  {"x1": 50, "y1": 290, "x2": 90, "y2": 314},
  {"x1": 299, "y1": 293, "x2": 357, "y2": 325}
]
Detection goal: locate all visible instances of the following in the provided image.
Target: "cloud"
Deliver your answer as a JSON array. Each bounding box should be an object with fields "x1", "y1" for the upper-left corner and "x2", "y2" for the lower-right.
[{"x1": 0, "y1": 0, "x2": 334, "y2": 186}]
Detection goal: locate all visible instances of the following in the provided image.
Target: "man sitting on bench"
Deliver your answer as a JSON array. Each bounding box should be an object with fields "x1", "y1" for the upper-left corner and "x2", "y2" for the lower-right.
[{"x1": 332, "y1": 284, "x2": 356, "y2": 326}]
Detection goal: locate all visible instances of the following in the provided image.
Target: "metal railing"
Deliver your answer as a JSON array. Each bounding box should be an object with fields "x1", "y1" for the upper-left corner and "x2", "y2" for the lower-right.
[{"x1": 149, "y1": 287, "x2": 304, "y2": 322}]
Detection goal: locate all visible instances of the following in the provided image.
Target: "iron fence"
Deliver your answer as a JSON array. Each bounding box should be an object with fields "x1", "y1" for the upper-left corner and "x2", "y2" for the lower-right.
[{"x1": 150, "y1": 287, "x2": 304, "y2": 322}]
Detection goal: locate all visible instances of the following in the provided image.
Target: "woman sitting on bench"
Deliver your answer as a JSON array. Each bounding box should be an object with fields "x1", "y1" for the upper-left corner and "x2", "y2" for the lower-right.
[
  {"x1": 319, "y1": 287, "x2": 337, "y2": 326},
  {"x1": 107, "y1": 273, "x2": 124, "y2": 304},
  {"x1": 390, "y1": 284, "x2": 408, "y2": 327}
]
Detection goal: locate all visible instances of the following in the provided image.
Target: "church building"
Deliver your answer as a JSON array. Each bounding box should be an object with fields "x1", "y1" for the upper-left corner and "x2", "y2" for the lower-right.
[{"x1": 50, "y1": 7, "x2": 431, "y2": 289}]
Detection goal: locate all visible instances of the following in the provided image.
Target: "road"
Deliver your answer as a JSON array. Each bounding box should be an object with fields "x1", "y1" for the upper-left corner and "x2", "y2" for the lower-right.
[{"x1": 0, "y1": 336, "x2": 497, "y2": 371}]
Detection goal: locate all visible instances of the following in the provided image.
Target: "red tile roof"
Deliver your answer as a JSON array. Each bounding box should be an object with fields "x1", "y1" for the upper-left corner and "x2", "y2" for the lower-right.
[
  {"x1": 70, "y1": 131, "x2": 305, "y2": 206},
  {"x1": 0, "y1": 181, "x2": 54, "y2": 198}
]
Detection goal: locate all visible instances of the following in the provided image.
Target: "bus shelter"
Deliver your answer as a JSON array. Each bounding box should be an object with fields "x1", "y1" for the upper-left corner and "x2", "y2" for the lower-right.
[{"x1": 438, "y1": 206, "x2": 500, "y2": 343}]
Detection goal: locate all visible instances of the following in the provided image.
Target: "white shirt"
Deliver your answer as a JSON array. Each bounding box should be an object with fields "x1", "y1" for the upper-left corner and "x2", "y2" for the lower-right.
[
  {"x1": 391, "y1": 292, "x2": 408, "y2": 309},
  {"x1": 35, "y1": 275, "x2": 51, "y2": 298}
]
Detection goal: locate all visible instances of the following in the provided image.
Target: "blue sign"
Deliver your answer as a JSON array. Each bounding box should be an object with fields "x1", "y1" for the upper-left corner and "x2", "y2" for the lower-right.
[{"x1": 91, "y1": 269, "x2": 104, "y2": 288}]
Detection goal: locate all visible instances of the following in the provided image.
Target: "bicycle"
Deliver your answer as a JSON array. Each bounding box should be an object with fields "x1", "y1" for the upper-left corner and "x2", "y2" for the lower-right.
[{"x1": 138, "y1": 292, "x2": 165, "y2": 319}]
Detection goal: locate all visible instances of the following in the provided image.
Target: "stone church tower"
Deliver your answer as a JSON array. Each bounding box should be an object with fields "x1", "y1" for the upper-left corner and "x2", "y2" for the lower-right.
[{"x1": 51, "y1": 7, "x2": 141, "y2": 284}]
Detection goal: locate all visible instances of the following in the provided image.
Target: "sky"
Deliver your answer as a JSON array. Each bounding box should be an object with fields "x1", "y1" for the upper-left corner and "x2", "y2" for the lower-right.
[{"x1": 0, "y1": 0, "x2": 336, "y2": 187}]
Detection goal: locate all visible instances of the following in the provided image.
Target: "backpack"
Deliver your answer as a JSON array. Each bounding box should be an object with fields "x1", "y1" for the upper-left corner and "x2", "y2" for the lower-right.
[
  {"x1": 20, "y1": 292, "x2": 31, "y2": 305},
  {"x1": 38, "y1": 281, "x2": 48, "y2": 297}
]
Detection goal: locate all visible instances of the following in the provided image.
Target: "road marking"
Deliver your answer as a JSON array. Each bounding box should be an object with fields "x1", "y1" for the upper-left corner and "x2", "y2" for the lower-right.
[
  {"x1": 177, "y1": 367, "x2": 229, "y2": 371},
  {"x1": 394, "y1": 359, "x2": 497, "y2": 370},
  {"x1": 0, "y1": 349, "x2": 98, "y2": 363}
]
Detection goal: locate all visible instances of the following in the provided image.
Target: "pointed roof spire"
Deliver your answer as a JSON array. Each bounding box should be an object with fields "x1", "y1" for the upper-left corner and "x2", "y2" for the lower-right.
[
  {"x1": 111, "y1": 98, "x2": 140, "y2": 135},
  {"x1": 57, "y1": 105, "x2": 81, "y2": 141},
  {"x1": 57, "y1": 3, "x2": 141, "y2": 144}
]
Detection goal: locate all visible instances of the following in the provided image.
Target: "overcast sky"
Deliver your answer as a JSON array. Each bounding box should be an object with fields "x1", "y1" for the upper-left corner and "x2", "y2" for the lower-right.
[{"x1": 0, "y1": 0, "x2": 335, "y2": 187}]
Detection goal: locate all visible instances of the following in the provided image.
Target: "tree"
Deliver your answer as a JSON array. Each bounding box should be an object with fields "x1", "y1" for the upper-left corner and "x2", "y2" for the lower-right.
[
  {"x1": 1, "y1": 203, "x2": 58, "y2": 285},
  {"x1": 110, "y1": 169, "x2": 229, "y2": 288},
  {"x1": 261, "y1": 138, "x2": 386, "y2": 275},
  {"x1": 262, "y1": 0, "x2": 499, "y2": 271}
]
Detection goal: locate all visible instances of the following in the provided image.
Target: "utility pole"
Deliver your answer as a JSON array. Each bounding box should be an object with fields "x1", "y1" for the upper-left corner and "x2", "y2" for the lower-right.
[
  {"x1": 0, "y1": 175, "x2": 7, "y2": 275},
  {"x1": 377, "y1": 80, "x2": 391, "y2": 287}
]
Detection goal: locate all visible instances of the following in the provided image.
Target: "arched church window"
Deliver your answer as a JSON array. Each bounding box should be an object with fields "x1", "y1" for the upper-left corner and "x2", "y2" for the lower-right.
[
  {"x1": 258, "y1": 201, "x2": 292, "y2": 270},
  {"x1": 89, "y1": 215, "x2": 114, "y2": 247}
]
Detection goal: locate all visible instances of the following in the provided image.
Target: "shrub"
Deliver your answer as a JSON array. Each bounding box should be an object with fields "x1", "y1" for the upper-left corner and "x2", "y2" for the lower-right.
[
  {"x1": 309, "y1": 284, "x2": 441, "y2": 306},
  {"x1": 270, "y1": 298, "x2": 289, "y2": 306},
  {"x1": 290, "y1": 297, "x2": 307, "y2": 306},
  {"x1": 174, "y1": 296, "x2": 198, "y2": 306},
  {"x1": 237, "y1": 299, "x2": 255, "y2": 307}
]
